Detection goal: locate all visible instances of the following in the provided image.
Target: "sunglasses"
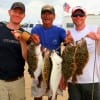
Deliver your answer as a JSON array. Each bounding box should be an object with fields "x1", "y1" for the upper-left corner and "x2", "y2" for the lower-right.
[{"x1": 72, "y1": 13, "x2": 85, "y2": 17}]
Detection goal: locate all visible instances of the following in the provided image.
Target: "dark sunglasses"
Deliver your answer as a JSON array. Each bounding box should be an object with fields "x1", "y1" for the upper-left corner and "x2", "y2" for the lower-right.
[{"x1": 72, "y1": 13, "x2": 85, "y2": 17}]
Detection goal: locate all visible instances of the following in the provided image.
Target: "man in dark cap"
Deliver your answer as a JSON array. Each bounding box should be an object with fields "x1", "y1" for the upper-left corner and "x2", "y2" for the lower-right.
[
  {"x1": 30, "y1": 4, "x2": 68, "y2": 100},
  {"x1": 0, "y1": 2, "x2": 27, "y2": 100},
  {"x1": 10, "y1": 2, "x2": 25, "y2": 13}
]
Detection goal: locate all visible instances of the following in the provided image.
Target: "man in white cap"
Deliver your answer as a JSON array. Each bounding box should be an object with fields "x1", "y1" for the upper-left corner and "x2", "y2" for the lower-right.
[{"x1": 66, "y1": 6, "x2": 100, "y2": 100}]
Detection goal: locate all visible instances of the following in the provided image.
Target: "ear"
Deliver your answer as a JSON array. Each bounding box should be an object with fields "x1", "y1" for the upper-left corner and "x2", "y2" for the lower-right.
[
  {"x1": 8, "y1": 10, "x2": 11, "y2": 16},
  {"x1": 53, "y1": 14, "x2": 55, "y2": 20},
  {"x1": 23, "y1": 13, "x2": 25, "y2": 18}
]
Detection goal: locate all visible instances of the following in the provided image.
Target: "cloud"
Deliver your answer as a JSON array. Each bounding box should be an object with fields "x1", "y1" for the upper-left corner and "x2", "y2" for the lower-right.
[
  {"x1": 24, "y1": 0, "x2": 66, "y2": 24},
  {"x1": 0, "y1": 0, "x2": 100, "y2": 24}
]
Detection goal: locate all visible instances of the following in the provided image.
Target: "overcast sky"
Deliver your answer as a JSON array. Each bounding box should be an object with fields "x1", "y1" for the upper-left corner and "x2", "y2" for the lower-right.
[{"x1": 0, "y1": 0, "x2": 100, "y2": 24}]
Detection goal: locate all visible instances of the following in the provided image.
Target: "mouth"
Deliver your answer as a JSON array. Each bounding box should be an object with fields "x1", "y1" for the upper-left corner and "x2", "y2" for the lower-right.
[{"x1": 44, "y1": 18, "x2": 50, "y2": 21}]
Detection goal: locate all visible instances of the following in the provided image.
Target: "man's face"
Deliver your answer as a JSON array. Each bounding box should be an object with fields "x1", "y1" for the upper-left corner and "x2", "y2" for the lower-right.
[
  {"x1": 41, "y1": 11, "x2": 55, "y2": 28},
  {"x1": 71, "y1": 10, "x2": 86, "y2": 26},
  {"x1": 8, "y1": 8, "x2": 25, "y2": 24}
]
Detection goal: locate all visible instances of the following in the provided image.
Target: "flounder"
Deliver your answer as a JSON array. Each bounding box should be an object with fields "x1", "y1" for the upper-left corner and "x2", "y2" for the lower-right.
[
  {"x1": 42, "y1": 49, "x2": 52, "y2": 92},
  {"x1": 27, "y1": 43, "x2": 43, "y2": 83},
  {"x1": 72, "y1": 38, "x2": 89, "y2": 82},
  {"x1": 62, "y1": 43, "x2": 77, "y2": 84},
  {"x1": 62, "y1": 38, "x2": 89, "y2": 83}
]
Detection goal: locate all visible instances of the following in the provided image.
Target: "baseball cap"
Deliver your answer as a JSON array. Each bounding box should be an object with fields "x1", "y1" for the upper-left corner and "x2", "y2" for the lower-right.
[
  {"x1": 10, "y1": 2, "x2": 25, "y2": 13},
  {"x1": 41, "y1": 5, "x2": 55, "y2": 15},
  {"x1": 72, "y1": 6, "x2": 86, "y2": 15}
]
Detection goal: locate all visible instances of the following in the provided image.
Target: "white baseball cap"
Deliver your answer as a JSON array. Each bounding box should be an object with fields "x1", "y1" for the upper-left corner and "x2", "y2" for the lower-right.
[{"x1": 72, "y1": 6, "x2": 86, "y2": 15}]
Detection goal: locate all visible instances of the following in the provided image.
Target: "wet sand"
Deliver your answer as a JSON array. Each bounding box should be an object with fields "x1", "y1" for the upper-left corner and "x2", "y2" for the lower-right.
[{"x1": 24, "y1": 63, "x2": 69, "y2": 100}]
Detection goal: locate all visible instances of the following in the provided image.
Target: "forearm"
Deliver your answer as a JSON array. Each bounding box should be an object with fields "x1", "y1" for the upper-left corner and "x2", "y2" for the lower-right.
[
  {"x1": 96, "y1": 27, "x2": 100, "y2": 40},
  {"x1": 87, "y1": 27, "x2": 100, "y2": 40},
  {"x1": 19, "y1": 39, "x2": 28, "y2": 61}
]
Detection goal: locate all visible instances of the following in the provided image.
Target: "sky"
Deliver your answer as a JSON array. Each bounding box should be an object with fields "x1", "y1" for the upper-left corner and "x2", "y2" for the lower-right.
[{"x1": 0, "y1": 0, "x2": 100, "y2": 24}]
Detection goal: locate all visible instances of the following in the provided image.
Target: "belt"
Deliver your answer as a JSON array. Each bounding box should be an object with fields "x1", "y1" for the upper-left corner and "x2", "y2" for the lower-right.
[{"x1": 5, "y1": 75, "x2": 23, "y2": 82}]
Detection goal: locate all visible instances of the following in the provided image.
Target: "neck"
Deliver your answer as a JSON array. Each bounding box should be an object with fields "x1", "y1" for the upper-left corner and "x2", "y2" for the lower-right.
[
  {"x1": 7, "y1": 22, "x2": 20, "y2": 30},
  {"x1": 75, "y1": 24, "x2": 86, "y2": 31},
  {"x1": 43, "y1": 23, "x2": 52, "y2": 29}
]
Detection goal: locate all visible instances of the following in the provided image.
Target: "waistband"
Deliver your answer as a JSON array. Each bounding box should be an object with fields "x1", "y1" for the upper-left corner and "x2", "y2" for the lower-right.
[{"x1": 0, "y1": 74, "x2": 24, "y2": 82}]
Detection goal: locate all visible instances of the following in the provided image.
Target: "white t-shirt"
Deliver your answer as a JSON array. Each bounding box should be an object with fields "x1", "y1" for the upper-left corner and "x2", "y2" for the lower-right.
[{"x1": 68, "y1": 26, "x2": 100, "y2": 83}]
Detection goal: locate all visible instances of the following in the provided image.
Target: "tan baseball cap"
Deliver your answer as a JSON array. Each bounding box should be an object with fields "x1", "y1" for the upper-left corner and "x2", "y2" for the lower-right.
[{"x1": 41, "y1": 5, "x2": 55, "y2": 14}]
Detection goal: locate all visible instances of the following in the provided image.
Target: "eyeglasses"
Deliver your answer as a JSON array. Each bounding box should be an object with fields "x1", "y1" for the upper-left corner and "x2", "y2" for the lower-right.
[{"x1": 72, "y1": 13, "x2": 85, "y2": 17}]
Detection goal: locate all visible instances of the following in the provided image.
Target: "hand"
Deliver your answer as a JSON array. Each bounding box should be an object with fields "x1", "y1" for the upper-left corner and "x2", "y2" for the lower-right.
[
  {"x1": 86, "y1": 32, "x2": 96, "y2": 40},
  {"x1": 34, "y1": 78, "x2": 39, "y2": 85},
  {"x1": 87, "y1": 32, "x2": 100, "y2": 40},
  {"x1": 30, "y1": 34, "x2": 40, "y2": 45},
  {"x1": 64, "y1": 30, "x2": 73, "y2": 44},
  {"x1": 59, "y1": 74, "x2": 67, "y2": 90},
  {"x1": 11, "y1": 30, "x2": 22, "y2": 40}
]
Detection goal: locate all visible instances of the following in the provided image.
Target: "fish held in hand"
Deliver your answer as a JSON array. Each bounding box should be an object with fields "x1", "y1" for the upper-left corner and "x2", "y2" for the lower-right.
[
  {"x1": 62, "y1": 43, "x2": 76, "y2": 84},
  {"x1": 42, "y1": 49, "x2": 52, "y2": 92},
  {"x1": 50, "y1": 50, "x2": 62, "y2": 100},
  {"x1": 27, "y1": 43, "x2": 43, "y2": 84},
  {"x1": 72, "y1": 38, "x2": 89, "y2": 82}
]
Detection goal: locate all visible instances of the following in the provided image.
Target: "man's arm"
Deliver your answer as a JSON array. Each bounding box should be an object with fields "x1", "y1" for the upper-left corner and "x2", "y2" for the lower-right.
[{"x1": 87, "y1": 27, "x2": 100, "y2": 40}]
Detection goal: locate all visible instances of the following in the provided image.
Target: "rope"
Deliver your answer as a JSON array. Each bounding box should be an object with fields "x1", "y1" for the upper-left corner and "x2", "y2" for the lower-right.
[{"x1": 91, "y1": 40, "x2": 96, "y2": 100}]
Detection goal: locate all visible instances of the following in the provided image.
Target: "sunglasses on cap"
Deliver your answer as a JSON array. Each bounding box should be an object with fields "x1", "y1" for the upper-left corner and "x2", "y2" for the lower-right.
[{"x1": 72, "y1": 13, "x2": 85, "y2": 17}]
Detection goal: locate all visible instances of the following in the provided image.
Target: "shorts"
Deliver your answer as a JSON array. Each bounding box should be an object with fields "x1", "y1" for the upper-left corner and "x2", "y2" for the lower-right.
[
  {"x1": 0, "y1": 77, "x2": 25, "y2": 100},
  {"x1": 31, "y1": 79, "x2": 63, "y2": 98}
]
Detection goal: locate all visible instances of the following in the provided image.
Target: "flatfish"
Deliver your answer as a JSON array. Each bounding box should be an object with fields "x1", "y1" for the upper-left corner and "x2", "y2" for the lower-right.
[
  {"x1": 62, "y1": 43, "x2": 77, "y2": 84},
  {"x1": 42, "y1": 49, "x2": 52, "y2": 92},
  {"x1": 50, "y1": 50, "x2": 62, "y2": 100},
  {"x1": 27, "y1": 43, "x2": 43, "y2": 83},
  {"x1": 72, "y1": 38, "x2": 89, "y2": 82}
]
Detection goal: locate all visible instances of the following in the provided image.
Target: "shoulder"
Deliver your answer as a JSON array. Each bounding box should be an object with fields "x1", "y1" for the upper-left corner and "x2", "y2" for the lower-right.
[
  {"x1": 0, "y1": 21, "x2": 7, "y2": 27},
  {"x1": 86, "y1": 25, "x2": 98, "y2": 32},
  {"x1": 33, "y1": 24, "x2": 42, "y2": 29},
  {"x1": 20, "y1": 26, "x2": 26, "y2": 32},
  {"x1": 31, "y1": 24, "x2": 42, "y2": 33}
]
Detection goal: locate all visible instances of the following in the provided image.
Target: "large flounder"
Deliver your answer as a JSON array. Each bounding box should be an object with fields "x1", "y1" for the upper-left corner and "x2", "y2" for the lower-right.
[
  {"x1": 72, "y1": 38, "x2": 89, "y2": 82},
  {"x1": 42, "y1": 49, "x2": 52, "y2": 92},
  {"x1": 27, "y1": 43, "x2": 43, "y2": 83},
  {"x1": 62, "y1": 38, "x2": 89, "y2": 84},
  {"x1": 50, "y1": 50, "x2": 62, "y2": 100},
  {"x1": 62, "y1": 43, "x2": 77, "y2": 84}
]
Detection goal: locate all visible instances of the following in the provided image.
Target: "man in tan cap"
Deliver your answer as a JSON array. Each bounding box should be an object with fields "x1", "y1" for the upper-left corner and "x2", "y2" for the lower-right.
[{"x1": 30, "y1": 4, "x2": 68, "y2": 100}]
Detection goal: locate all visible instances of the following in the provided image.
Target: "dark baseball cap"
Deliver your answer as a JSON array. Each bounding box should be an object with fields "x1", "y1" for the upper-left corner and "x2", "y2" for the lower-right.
[
  {"x1": 41, "y1": 5, "x2": 55, "y2": 15},
  {"x1": 10, "y1": 2, "x2": 25, "y2": 13}
]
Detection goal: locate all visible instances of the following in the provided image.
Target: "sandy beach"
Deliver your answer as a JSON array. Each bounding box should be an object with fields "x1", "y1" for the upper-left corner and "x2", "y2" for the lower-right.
[{"x1": 24, "y1": 63, "x2": 69, "y2": 100}]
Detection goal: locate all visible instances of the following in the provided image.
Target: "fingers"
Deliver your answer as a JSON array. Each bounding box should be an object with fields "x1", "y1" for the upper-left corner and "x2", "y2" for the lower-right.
[
  {"x1": 59, "y1": 75, "x2": 67, "y2": 90},
  {"x1": 64, "y1": 34, "x2": 73, "y2": 44},
  {"x1": 67, "y1": 30, "x2": 71, "y2": 35},
  {"x1": 30, "y1": 34, "x2": 40, "y2": 45},
  {"x1": 11, "y1": 30, "x2": 21, "y2": 40}
]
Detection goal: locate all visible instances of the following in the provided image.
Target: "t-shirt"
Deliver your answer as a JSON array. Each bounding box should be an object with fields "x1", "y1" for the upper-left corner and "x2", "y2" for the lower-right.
[
  {"x1": 68, "y1": 25, "x2": 100, "y2": 83},
  {"x1": 0, "y1": 22, "x2": 25, "y2": 80},
  {"x1": 31, "y1": 24, "x2": 66, "y2": 53}
]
